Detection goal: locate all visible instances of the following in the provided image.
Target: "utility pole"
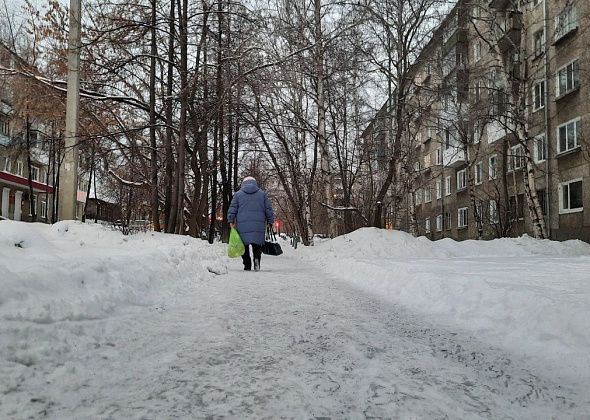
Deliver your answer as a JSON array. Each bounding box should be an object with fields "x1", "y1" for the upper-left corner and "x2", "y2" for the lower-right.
[{"x1": 58, "y1": 0, "x2": 81, "y2": 221}]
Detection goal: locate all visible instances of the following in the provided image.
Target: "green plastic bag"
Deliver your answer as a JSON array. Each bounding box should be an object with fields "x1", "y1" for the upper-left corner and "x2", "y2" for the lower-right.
[{"x1": 228, "y1": 227, "x2": 245, "y2": 258}]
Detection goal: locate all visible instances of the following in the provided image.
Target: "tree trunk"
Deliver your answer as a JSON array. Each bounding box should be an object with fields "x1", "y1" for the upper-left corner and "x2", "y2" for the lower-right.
[
  {"x1": 164, "y1": 0, "x2": 176, "y2": 233},
  {"x1": 149, "y1": 0, "x2": 161, "y2": 232}
]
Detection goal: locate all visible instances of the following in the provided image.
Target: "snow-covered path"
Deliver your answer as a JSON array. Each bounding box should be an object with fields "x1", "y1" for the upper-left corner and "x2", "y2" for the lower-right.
[{"x1": 3, "y1": 253, "x2": 586, "y2": 419}]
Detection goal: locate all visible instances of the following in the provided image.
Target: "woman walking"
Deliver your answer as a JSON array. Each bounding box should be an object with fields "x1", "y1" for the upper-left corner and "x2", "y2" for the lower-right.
[{"x1": 227, "y1": 177, "x2": 274, "y2": 271}]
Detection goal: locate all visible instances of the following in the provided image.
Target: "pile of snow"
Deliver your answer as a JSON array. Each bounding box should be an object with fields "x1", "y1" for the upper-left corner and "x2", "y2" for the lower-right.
[
  {"x1": 0, "y1": 221, "x2": 226, "y2": 324},
  {"x1": 303, "y1": 228, "x2": 590, "y2": 382}
]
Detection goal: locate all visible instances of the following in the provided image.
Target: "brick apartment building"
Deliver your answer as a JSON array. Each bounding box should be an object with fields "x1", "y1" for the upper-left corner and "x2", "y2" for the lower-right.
[{"x1": 365, "y1": 0, "x2": 590, "y2": 242}]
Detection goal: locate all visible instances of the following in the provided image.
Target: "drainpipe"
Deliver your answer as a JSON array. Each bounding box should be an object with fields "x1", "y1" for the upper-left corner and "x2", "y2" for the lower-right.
[{"x1": 543, "y1": 0, "x2": 551, "y2": 238}]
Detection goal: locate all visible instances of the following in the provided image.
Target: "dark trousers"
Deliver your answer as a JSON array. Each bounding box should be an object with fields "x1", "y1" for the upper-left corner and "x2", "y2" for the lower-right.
[{"x1": 242, "y1": 243, "x2": 262, "y2": 269}]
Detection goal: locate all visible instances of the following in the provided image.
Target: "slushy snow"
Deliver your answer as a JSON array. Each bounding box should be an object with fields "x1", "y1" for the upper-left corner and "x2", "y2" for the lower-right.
[{"x1": 1, "y1": 222, "x2": 589, "y2": 418}]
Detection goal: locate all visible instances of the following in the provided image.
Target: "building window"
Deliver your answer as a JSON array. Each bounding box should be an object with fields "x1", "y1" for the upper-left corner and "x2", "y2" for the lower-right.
[
  {"x1": 445, "y1": 176, "x2": 452, "y2": 196},
  {"x1": 458, "y1": 207, "x2": 468, "y2": 228},
  {"x1": 457, "y1": 169, "x2": 467, "y2": 191},
  {"x1": 436, "y1": 180, "x2": 442, "y2": 199},
  {"x1": 489, "y1": 154, "x2": 498, "y2": 179},
  {"x1": 41, "y1": 199, "x2": 47, "y2": 219},
  {"x1": 424, "y1": 187, "x2": 432, "y2": 203},
  {"x1": 424, "y1": 153, "x2": 431, "y2": 168},
  {"x1": 473, "y1": 42, "x2": 482, "y2": 62},
  {"x1": 489, "y1": 200, "x2": 499, "y2": 223},
  {"x1": 533, "y1": 80, "x2": 545, "y2": 111},
  {"x1": 31, "y1": 166, "x2": 40, "y2": 182},
  {"x1": 556, "y1": 60, "x2": 580, "y2": 97},
  {"x1": 473, "y1": 127, "x2": 481, "y2": 144},
  {"x1": 425, "y1": 217, "x2": 431, "y2": 233},
  {"x1": 3, "y1": 158, "x2": 11, "y2": 173},
  {"x1": 533, "y1": 29, "x2": 545, "y2": 57},
  {"x1": 436, "y1": 214, "x2": 443, "y2": 232},
  {"x1": 414, "y1": 161, "x2": 421, "y2": 172},
  {"x1": 559, "y1": 179, "x2": 583, "y2": 214},
  {"x1": 442, "y1": 47, "x2": 456, "y2": 77},
  {"x1": 30, "y1": 195, "x2": 37, "y2": 216},
  {"x1": 474, "y1": 162, "x2": 483, "y2": 185},
  {"x1": 415, "y1": 189, "x2": 423, "y2": 205},
  {"x1": 508, "y1": 144, "x2": 525, "y2": 172},
  {"x1": 534, "y1": 135, "x2": 546, "y2": 163},
  {"x1": 557, "y1": 118, "x2": 580, "y2": 154},
  {"x1": 509, "y1": 195, "x2": 526, "y2": 220},
  {"x1": 435, "y1": 147, "x2": 443, "y2": 165},
  {"x1": 554, "y1": 5, "x2": 578, "y2": 41},
  {"x1": 445, "y1": 211, "x2": 452, "y2": 230},
  {"x1": 16, "y1": 161, "x2": 23, "y2": 177},
  {"x1": 0, "y1": 116, "x2": 9, "y2": 136}
]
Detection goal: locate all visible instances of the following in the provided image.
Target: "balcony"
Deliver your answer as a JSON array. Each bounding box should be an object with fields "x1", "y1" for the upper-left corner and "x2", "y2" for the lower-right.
[
  {"x1": 497, "y1": 14, "x2": 522, "y2": 52},
  {"x1": 486, "y1": 120, "x2": 514, "y2": 144},
  {"x1": 443, "y1": 146, "x2": 466, "y2": 168}
]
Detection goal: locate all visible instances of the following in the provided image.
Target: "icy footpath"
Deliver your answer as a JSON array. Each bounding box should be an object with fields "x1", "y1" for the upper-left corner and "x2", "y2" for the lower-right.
[
  {"x1": 0, "y1": 220, "x2": 226, "y2": 323},
  {"x1": 299, "y1": 228, "x2": 590, "y2": 388}
]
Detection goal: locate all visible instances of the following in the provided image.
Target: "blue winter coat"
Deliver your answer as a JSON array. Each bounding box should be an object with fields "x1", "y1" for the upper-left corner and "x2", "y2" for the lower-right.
[{"x1": 227, "y1": 179, "x2": 274, "y2": 245}]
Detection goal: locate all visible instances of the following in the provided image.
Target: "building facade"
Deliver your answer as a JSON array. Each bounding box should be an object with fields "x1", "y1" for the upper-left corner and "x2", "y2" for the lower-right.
[{"x1": 368, "y1": 0, "x2": 590, "y2": 243}]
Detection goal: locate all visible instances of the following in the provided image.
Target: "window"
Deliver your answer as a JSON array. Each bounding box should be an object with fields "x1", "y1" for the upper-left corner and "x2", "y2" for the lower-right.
[
  {"x1": 508, "y1": 145, "x2": 525, "y2": 171},
  {"x1": 534, "y1": 135, "x2": 546, "y2": 163},
  {"x1": 425, "y1": 217, "x2": 431, "y2": 233},
  {"x1": 445, "y1": 176, "x2": 452, "y2": 196},
  {"x1": 474, "y1": 80, "x2": 482, "y2": 102},
  {"x1": 559, "y1": 179, "x2": 583, "y2": 213},
  {"x1": 473, "y1": 127, "x2": 481, "y2": 144},
  {"x1": 3, "y1": 158, "x2": 11, "y2": 173},
  {"x1": 436, "y1": 214, "x2": 443, "y2": 232},
  {"x1": 436, "y1": 180, "x2": 442, "y2": 199},
  {"x1": 533, "y1": 80, "x2": 545, "y2": 111},
  {"x1": 424, "y1": 153, "x2": 431, "y2": 168},
  {"x1": 554, "y1": 5, "x2": 578, "y2": 41},
  {"x1": 533, "y1": 29, "x2": 545, "y2": 57},
  {"x1": 414, "y1": 161, "x2": 422, "y2": 172},
  {"x1": 475, "y1": 162, "x2": 483, "y2": 185},
  {"x1": 435, "y1": 147, "x2": 443, "y2": 165},
  {"x1": 457, "y1": 169, "x2": 467, "y2": 190},
  {"x1": 30, "y1": 195, "x2": 37, "y2": 217},
  {"x1": 445, "y1": 211, "x2": 452, "y2": 230},
  {"x1": 415, "y1": 189, "x2": 423, "y2": 205},
  {"x1": 16, "y1": 161, "x2": 23, "y2": 177},
  {"x1": 509, "y1": 195, "x2": 525, "y2": 220},
  {"x1": 31, "y1": 166, "x2": 40, "y2": 182},
  {"x1": 557, "y1": 118, "x2": 580, "y2": 154},
  {"x1": 424, "y1": 187, "x2": 432, "y2": 203},
  {"x1": 41, "y1": 199, "x2": 47, "y2": 219},
  {"x1": 474, "y1": 42, "x2": 482, "y2": 62},
  {"x1": 489, "y1": 155, "x2": 498, "y2": 179},
  {"x1": 0, "y1": 115, "x2": 8, "y2": 136},
  {"x1": 442, "y1": 48, "x2": 456, "y2": 77},
  {"x1": 556, "y1": 60, "x2": 580, "y2": 97},
  {"x1": 458, "y1": 207, "x2": 468, "y2": 228},
  {"x1": 489, "y1": 200, "x2": 499, "y2": 223}
]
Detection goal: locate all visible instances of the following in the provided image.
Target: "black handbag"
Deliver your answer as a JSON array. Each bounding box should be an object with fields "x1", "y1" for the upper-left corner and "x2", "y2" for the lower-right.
[{"x1": 262, "y1": 227, "x2": 283, "y2": 256}]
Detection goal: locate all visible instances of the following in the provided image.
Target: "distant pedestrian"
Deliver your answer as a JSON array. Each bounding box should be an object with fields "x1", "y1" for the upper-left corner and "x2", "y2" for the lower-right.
[{"x1": 227, "y1": 176, "x2": 274, "y2": 271}]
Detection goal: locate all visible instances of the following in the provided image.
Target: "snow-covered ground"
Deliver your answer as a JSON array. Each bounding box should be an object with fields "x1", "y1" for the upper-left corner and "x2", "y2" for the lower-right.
[{"x1": 1, "y1": 222, "x2": 589, "y2": 418}]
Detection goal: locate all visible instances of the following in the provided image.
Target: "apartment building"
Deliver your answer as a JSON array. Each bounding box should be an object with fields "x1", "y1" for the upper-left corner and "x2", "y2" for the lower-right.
[
  {"x1": 366, "y1": 0, "x2": 590, "y2": 242},
  {"x1": 0, "y1": 42, "x2": 87, "y2": 223}
]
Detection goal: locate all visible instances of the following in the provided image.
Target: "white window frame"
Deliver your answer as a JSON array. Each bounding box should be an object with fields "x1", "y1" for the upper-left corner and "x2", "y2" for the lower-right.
[
  {"x1": 534, "y1": 135, "x2": 546, "y2": 163},
  {"x1": 415, "y1": 189, "x2": 423, "y2": 205},
  {"x1": 473, "y1": 42, "x2": 482, "y2": 62},
  {"x1": 31, "y1": 166, "x2": 40, "y2": 182},
  {"x1": 508, "y1": 144, "x2": 525, "y2": 172},
  {"x1": 424, "y1": 153, "x2": 431, "y2": 168},
  {"x1": 41, "y1": 199, "x2": 47, "y2": 219},
  {"x1": 16, "y1": 161, "x2": 23, "y2": 177},
  {"x1": 556, "y1": 59, "x2": 580, "y2": 97},
  {"x1": 557, "y1": 117, "x2": 580, "y2": 154},
  {"x1": 488, "y1": 155, "x2": 498, "y2": 179},
  {"x1": 559, "y1": 178, "x2": 583, "y2": 214},
  {"x1": 425, "y1": 217, "x2": 431, "y2": 233},
  {"x1": 533, "y1": 80, "x2": 545, "y2": 112},
  {"x1": 474, "y1": 162, "x2": 483, "y2": 185},
  {"x1": 436, "y1": 180, "x2": 442, "y2": 199},
  {"x1": 456, "y1": 169, "x2": 467, "y2": 191},
  {"x1": 489, "y1": 200, "x2": 499, "y2": 223},
  {"x1": 424, "y1": 187, "x2": 432, "y2": 203},
  {"x1": 445, "y1": 176, "x2": 452, "y2": 196},
  {"x1": 3, "y1": 158, "x2": 11, "y2": 173},
  {"x1": 30, "y1": 194, "x2": 37, "y2": 217},
  {"x1": 436, "y1": 214, "x2": 443, "y2": 232},
  {"x1": 458, "y1": 207, "x2": 468, "y2": 228},
  {"x1": 435, "y1": 147, "x2": 443, "y2": 165},
  {"x1": 533, "y1": 29, "x2": 545, "y2": 57}
]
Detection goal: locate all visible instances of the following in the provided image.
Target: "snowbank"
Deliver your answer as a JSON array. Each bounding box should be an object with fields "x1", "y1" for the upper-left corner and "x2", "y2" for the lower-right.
[
  {"x1": 0, "y1": 221, "x2": 226, "y2": 324},
  {"x1": 302, "y1": 228, "x2": 590, "y2": 381}
]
